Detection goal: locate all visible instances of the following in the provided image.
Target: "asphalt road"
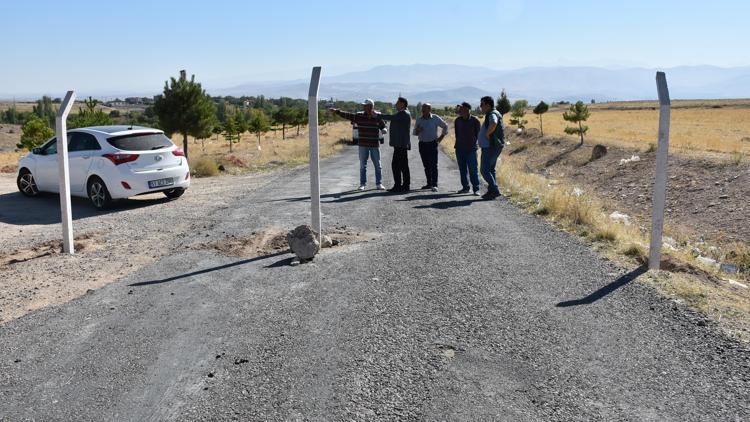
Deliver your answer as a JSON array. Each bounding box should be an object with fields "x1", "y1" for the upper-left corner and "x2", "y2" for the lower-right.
[{"x1": 1, "y1": 141, "x2": 749, "y2": 421}]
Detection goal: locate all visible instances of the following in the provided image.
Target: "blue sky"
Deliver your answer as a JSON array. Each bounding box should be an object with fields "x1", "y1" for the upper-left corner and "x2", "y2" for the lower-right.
[{"x1": 1, "y1": 0, "x2": 748, "y2": 97}]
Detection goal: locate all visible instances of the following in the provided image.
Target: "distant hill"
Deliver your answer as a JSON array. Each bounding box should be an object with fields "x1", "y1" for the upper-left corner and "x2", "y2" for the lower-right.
[{"x1": 211, "y1": 64, "x2": 750, "y2": 104}]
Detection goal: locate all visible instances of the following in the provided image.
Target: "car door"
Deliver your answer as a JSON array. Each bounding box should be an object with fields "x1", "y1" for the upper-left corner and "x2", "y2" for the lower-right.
[
  {"x1": 34, "y1": 138, "x2": 59, "y2": 192},
  {"x1": 67, "y1": 132, "x2": 99, "y2": 194}
]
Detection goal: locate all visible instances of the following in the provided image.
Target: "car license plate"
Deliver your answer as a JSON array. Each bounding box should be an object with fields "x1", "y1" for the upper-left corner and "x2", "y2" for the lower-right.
[{"x1": 148, "y1": 177, "x2": 174, "y2": 189}]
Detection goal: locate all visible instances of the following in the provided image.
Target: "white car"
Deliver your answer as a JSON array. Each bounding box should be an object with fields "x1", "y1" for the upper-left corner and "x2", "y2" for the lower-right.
[{"x1": 16, "y1": 125, "x2": 190, "y2": 209}]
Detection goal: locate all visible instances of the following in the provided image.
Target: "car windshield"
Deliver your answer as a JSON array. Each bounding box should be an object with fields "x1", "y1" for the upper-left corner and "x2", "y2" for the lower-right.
[{"x1": 106, "y1": 133, "x2": 173, "y2": 151}]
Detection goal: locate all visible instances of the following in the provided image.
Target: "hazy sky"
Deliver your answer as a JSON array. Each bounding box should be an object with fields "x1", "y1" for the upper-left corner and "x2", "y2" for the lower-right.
[{"x1": 1, "y1": 0, "x2": 748, "y2": 97}]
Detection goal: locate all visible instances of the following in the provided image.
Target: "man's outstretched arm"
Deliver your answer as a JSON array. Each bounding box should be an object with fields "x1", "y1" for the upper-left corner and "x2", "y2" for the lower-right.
[{"x1": 329, "y1": 108, "x2": 356, "y2": 122}]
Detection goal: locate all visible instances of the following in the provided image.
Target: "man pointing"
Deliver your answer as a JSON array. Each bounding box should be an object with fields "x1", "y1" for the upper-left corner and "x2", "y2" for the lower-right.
[{"x1": 329, "y1": 99, "x2": 386, "y2": 191}]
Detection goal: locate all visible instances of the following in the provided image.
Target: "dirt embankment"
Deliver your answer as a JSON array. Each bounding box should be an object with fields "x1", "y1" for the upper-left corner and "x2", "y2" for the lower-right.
[{"x1": 504, "y1": 128, "x2": 749, "y2": 252}]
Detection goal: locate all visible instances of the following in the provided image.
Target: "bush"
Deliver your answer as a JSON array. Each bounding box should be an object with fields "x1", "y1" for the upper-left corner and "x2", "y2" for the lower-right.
[
  {"x1": 594, "y1": 230, "x2": 617, "y2": 242},
  {"x1": 623, "y1": 244, "x2": 647, "y2": 264},
  {"x1": 17, "y1": 115, "x2": 54, "y2": 150},
  {"x1": 191, "y1": 157, "x2": 219, "y2": 177},
  {"x1": 533, "y1": 206, "x2": 550, "y2": 216}
]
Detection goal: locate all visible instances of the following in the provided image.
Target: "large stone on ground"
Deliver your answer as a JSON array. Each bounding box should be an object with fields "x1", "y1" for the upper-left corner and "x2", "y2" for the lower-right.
[
  {"x1": 591, "y1": 144, "x2": 608, "y2": 161},
  {"x1": 287, "y1": 225, "x2": 320, "y2": 260}
]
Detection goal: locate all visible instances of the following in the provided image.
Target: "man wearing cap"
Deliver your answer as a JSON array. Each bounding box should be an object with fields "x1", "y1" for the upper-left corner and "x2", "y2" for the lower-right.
[
  {"x1": 377, "y1": 97, "x2": 412, "y2": 192},
  {"x1": 454, "y1": 102, "x2": 481, "y2": 195},
  {"x1": 329, "y1": 99, "x2": 387, "y2": 191},
  {"x1": 413, "y1": 103, "x2": 449, "y2": 192}
]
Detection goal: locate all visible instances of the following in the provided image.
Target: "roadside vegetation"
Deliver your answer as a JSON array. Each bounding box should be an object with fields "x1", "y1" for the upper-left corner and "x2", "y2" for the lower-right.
[{"x1": 439, "y1": 97, "x2": 749, "y2": 340}]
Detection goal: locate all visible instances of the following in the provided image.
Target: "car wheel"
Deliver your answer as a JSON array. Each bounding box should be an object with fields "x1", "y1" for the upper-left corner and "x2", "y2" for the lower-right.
[
  {"x1": 163, "y1": 187, "x2": 185, "y2": 199},
  {"x1": 17, "y1": 169, "x2": 40, "y2": 197},
  {"x1": 87, "y1": 177, "x2": 111, "y2": 210}
]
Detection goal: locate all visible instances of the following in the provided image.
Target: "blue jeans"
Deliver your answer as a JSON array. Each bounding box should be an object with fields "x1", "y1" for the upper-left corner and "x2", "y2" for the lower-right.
[
  {"x1": 358, "y1": 146, "x2": 382, "y2": 186},
  {"x1": 456, "y1": 148, "x2": 480, "y2": 191},
  {"x1": 480, "y1": 145, "x2": 502, "y2": 194}
]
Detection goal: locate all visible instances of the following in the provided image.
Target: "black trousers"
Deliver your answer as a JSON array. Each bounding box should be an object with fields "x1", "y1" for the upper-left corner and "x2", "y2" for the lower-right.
[
  {"x1": 418, "y1": 141, "x2": 439, "y2": 187},
  {"x1": 391, "y1": 147, "x2": 410, "y2": 188}
]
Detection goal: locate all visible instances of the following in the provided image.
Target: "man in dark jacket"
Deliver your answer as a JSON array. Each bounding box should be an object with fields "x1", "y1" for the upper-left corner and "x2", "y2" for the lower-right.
[
  {"x1": 454, "y1": 102, "x2": 481, "y2": 195},
  {"x1": 378, "y1": 97, "x2": 412, "y2": 192}
]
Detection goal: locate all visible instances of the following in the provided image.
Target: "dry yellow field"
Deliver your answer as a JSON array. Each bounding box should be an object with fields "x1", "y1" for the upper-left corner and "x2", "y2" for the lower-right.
[
  {"x1": 519, "y1": 104, "x2": 750, "y2": 154},
  {"x1": 172, "y1": 121, "x2": 351, "y2": 174},
  {"x1": 0, "y1": 122, "x2": 352, "y2": 175}
]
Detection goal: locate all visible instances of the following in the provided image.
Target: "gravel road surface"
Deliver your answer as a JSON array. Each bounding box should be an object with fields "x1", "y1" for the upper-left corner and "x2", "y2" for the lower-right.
[{"x1": 1, "y1": 140, "x2": 749, "y2": 421}]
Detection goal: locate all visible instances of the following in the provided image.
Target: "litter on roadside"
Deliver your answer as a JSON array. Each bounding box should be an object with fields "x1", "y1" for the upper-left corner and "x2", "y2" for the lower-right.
[
  {"x1": 609, "y1": 211, "x2": 631, "y2": 225},
  {"x1": 619, "y1": 155, "x2": 641, "y2": 165}
]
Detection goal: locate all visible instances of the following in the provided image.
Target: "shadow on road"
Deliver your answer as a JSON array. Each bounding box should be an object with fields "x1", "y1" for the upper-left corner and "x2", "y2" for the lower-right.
[
  {"x1": 267, "y1": 190, "x2": 361, "y2": 203},
  {"x1": 129, "y1": 250, "x2": 290, "y2": 287},
  {"x1": 555, "y1": 265, "x2": 648, "y2": 307},
  {"x1": 414, "y1": 199, "x2": 479, "y2": 209},
  {"x1": 323, "y1": 191, "x2": 390, "y2": 203},
  {"x1": 265, "y1": 256, "x2": 297, "y2": 268},
  {"x1": 0, "y1": 191, "x2": 171, "y2": 226},
  {"x1": 400, "y1": 193, "x2": 454, "y2": 201}
]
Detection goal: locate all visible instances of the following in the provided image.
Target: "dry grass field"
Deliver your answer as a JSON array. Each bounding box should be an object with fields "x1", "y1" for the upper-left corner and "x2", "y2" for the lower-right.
[
  {"x1": 173, "y1": 121, "x2": 351, "y2": 176},
  {"x1": 0, "y1": 121, "x2": 352, "y2": 176},
  {"x1": 520, "y1": 100, "x2": 750, "y2": 154},
  {"x1": 0, "y1": 101, "x2": 119, "y2": 114}
]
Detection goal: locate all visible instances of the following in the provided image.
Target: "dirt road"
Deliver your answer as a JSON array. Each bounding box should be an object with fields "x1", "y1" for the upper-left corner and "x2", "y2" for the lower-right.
[{"x1": 1, "y1": 143, "x2": 749, "y2": 421}]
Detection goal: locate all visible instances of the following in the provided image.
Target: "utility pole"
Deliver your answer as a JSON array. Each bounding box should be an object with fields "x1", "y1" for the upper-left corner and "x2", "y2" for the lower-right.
[
  {"x1": 308, "y1": 67, "x2": 322, "y2": 242},
  {"x1": 649, "y1": 72, "x2": 671, "y2": 270},
  {"x1": 56, "y1": 90, "x2": 77, "y2": 254}
]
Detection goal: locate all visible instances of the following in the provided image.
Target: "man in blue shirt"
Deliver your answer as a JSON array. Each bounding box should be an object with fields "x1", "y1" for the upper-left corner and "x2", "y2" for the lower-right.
[
  {"x1": 478, "y1": 96, "x2": 504, "y2": 200},
  {"x1": 413, "y1": 103, "x2": 449, "y2": 192}
]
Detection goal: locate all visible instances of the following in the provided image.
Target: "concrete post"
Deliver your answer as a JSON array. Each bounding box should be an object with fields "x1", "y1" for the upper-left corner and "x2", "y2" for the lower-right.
[
  {"x1": 56, "y1": 90, "x2": 77, "y2": 254},
  {"x1": 649, "y1": 72, "x2": 671, "y2": 269},
  {"x1": 308, "y1": 67, "x2": 322, "y2": 242}
]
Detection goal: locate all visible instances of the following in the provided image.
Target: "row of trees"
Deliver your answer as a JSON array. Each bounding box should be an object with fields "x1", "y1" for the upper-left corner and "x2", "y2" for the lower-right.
[
  {"x1": 496, "y1": 89, "x2": 590, "y2": 145},
  {"x1": 7, "y1": 70, "x2": 594, "y2": 155}
]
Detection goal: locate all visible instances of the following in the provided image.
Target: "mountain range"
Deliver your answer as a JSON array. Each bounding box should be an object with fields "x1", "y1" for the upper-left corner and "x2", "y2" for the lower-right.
[{"x1": 211, "y1": 64, "x2": 750, "y2": 104}]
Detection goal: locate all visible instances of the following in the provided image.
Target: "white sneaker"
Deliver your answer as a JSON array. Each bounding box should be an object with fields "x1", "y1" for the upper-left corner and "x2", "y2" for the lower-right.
[
  {"x1": 358, "y1": 185, "x2": 366, "y2": 191},
  {"x1": 376, "y1": 184, "x2": 385, "y2": 190},
  {"x1": 431, "y1": 186, "x2": 438, "y2": 192}
]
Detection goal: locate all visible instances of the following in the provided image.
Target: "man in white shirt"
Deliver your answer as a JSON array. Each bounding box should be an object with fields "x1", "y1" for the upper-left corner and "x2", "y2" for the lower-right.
[{"x1": 413, "y1": 103, "x2": 448, "y2": 192}]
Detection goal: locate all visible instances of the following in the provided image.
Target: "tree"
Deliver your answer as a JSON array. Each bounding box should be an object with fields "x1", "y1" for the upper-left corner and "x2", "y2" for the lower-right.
[
  {"x1": 562, "y1": 101, "x2": 591, "y2": 145},
  {"x1": 33, "y1": 96, "x2": 56, "y2": 127},
  {"x1": 223, "y1": 111, "x2": 246, "y2": 152},
  {"x1": 272, "y1": 106, "x2": 295, "y2": 139},
  {"x1": 2, "y1": 105, "x2": 20, "y2": 124},
  {"x1": 247, "y1": 109, "x2": 270, "y2": 150},
  {"x1": 533, "y1": 101, "x2": 549, "y2": 136},
  {"x1": 17, "y1": 115, "x2": 54, "y2": 151},
  {"x1": 153, "y1": 70, "x2": 216, "y2": 159},
  {"x1": 293, "y1": 107, "x2": 308, "y2": 136},
  {"x1": 69, "y1": 96, "x2": 113, "y2": 128},
  {"x1": 216, "y1": 99, "x2": 228, "y2": 124},
  {"x1": 497, "y1": 90, "x2": 511, "y2": 116},
  {"x1": 223, "y1": 114, "x2": 238, "y2": 152},
  {"x1": 509, "y1": 100, "x2": 528, "y2": 130},
  {"x1": 212, "y1": 124, "x2": 223, "y2": 140}
]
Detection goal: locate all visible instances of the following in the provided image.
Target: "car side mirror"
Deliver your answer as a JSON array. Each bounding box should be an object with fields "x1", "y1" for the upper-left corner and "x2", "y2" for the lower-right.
[{"x1": 32, "y1": 148, "x2": 41, "y2": 155}]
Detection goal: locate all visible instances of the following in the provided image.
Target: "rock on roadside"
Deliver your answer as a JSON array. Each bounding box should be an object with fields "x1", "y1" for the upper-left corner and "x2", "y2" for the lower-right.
[{"x1": 287, "y1": 225, "x2": 320, "y2": 260}]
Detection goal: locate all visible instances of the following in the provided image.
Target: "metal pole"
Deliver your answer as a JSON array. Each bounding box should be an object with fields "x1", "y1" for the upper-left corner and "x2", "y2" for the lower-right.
[
  {"x1": 56, "y1": 90, "x2": 77, "y2": 254},
  {"x1": 649, "y1": 72, "x2": 670, "y2": 269},
  {"x1": 308, "y1": 67, "x2": 322, "y2": 242}
]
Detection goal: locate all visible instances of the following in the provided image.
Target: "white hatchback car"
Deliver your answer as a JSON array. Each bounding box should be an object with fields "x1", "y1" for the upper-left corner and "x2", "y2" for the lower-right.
[{"x1": 17, "y1": 125, "x2": 190, "y2": 209}]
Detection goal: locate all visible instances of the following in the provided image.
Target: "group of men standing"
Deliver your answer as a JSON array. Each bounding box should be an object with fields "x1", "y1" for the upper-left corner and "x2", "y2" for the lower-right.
[{"x1": 328, "y1": 95, "x2": 504, "y2": 200}]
